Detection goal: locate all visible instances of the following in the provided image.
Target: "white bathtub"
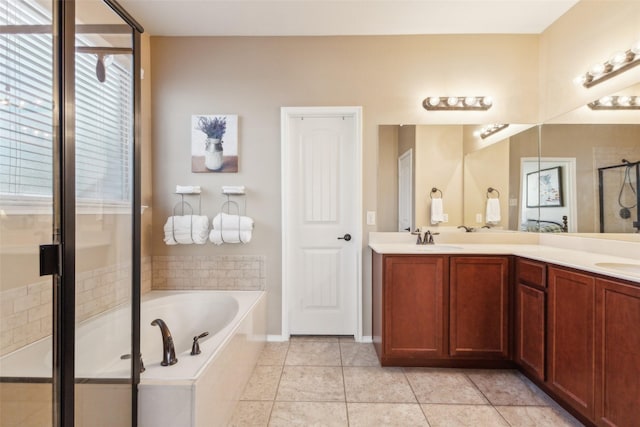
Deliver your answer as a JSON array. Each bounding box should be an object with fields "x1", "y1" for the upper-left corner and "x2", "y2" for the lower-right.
[{"x1": 0, "y1": 290, "x2": 267, "y2": 427}]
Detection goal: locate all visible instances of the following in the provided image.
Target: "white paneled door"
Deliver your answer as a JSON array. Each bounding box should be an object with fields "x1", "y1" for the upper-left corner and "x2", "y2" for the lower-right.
[{"x1": 282, "y1": 108, "x2": 361, "y2": 337}]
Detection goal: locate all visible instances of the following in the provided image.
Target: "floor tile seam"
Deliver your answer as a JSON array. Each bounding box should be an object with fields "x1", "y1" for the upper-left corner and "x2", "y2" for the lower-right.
[
  {"x1": 267, "y1": 347, "x2": 289, "y2": 425},
  {"x1": 419, "y1": 402, "x2": 501, "y2": 407},
  {"x1": 462, "y1": 371, "x2": 495, "y2": 405},
  {"x1": 283, "y1": 363, "x2": 343, "y2": 367},
  {"x1": 341, "y1": 365, "x2": 350, "y2": 426}
]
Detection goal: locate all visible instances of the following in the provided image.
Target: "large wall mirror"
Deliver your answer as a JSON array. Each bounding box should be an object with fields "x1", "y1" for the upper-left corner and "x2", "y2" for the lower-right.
[
  {"x1": 377, "y1": 93, "x2": 640, "y2": 237},
  {"x1": 377, "y1": 124, "x2": 542, "y2": 233},
  {"x1": 541, "y1": 84, "x2": 640, "y2": 234}
]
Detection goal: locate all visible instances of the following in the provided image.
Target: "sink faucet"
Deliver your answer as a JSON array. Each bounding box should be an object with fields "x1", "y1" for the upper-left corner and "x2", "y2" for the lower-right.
[
  {"x1": 151, "y1": 318, "x2": 178, "y2": 366},
  {"x1": 423, "y1": 230, "x2": 439, "y2": 244},
  {"x1": 457, "y1": 225, "x2": 475, "y2": 232}
]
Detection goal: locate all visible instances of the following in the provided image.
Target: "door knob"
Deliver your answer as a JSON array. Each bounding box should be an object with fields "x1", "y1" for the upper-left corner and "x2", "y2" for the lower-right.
[{"x1": 337, "y1": 233, "x2": 352, "y2": 241}]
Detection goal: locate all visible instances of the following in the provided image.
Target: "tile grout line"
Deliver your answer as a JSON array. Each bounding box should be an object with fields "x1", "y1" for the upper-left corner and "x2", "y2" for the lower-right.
[
  {"x1": 339, "y1": 340, "x2": 351, "y2": 426},
  {"x1": 463, "y1": 371, "x2": 514, "y2": 427},
  {"x1": 266, "y1": 341, "x2": 290, "y2": 426},
  {"x1": 401, "y1": 367, "x2": 433, "y2": 427}
]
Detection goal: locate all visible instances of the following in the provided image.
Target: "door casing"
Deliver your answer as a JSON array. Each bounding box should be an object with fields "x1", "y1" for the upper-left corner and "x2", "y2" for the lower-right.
[{"x1": 281, "y1": 106, "x2": 363, "y2": 342}]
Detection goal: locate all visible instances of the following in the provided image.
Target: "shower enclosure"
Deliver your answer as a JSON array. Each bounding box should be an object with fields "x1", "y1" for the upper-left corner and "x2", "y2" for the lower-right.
[
  {"x1": 0, "y1": 1, "x2": 142, "y2": 426},
  {"x1": 599, "y1": 160, "x2": 640, "y2": 233}
]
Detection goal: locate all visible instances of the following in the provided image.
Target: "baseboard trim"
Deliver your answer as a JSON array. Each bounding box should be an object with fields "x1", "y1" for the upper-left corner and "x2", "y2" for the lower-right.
[{"x1": 267, "y1": 334, "x2": 289, "y2": 342}]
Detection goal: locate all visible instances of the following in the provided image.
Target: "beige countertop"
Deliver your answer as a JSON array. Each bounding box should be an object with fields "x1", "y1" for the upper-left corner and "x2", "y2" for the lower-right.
[{"x1": 368, "y1": 235, "x2": 640, "y2": 284}]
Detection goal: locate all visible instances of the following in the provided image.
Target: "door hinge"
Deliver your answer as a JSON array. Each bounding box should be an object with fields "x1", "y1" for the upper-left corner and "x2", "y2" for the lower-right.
[{"x1": 39, "y1": 244, "x2": 59, "y2": 276}]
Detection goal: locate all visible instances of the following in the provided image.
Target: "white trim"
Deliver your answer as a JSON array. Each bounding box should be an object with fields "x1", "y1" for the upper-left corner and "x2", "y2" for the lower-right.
[
  {"x1": 281, "y1": 106, "x2": 364, "y2": 342},
  {"x1": 398, "y1": 148, "x2": 413, "y2": 232},
  {"x1": 267, "y1": 334, "x2": 289, "y2": 342},
  {"x1": 358, "y1": 335, "x2": 373, "y2": 344}
]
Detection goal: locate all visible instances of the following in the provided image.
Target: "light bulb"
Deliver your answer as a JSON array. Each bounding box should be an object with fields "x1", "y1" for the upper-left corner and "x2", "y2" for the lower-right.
[
  {"x1": 574, "y1": 74, "x2": 588, "y2": 85},
  {"x1": 616, "y1": 96, "x2": 631, "y2": 106},
  {"x1": 464, "y1": 96, "x2": 477, "y2": 107},
  {"x1": 473, "y1": 130, "x2": 481, "y2": 137},
  {"x1": 609, "y1": 51, "x2": 628, "y2": 66},
  {"x1": 590, "y1": 63, "x2": 606, "y2": 76},
  {"x1": 427, "y1": 96, "x2": 441, "y2": 107},
  {"x1": 598, "y1": 96, "x2": 613, "y2": 106},
  {"x1": 447, "y1": 97, "x2": 459, "y2": 107},
  {"x1": 482, "y1": 96, "x2": 493, "y2": 107},
  {"x1": 631, "y1": 40, "x2": 640, "y2": 55}
]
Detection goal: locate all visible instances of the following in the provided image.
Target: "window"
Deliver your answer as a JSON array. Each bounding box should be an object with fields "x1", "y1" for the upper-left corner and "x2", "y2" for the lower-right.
[{"x1": 0, "y1": 0, "x2": 133, "y2": 204}]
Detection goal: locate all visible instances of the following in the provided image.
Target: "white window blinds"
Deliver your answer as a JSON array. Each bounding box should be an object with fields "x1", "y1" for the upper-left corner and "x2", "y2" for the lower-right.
[{"x1": 0, "y1": 0, "x2": 133, "y2": 203}]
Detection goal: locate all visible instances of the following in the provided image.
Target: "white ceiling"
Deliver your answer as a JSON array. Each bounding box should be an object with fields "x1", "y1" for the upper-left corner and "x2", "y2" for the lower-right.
[{"x1": 117, "y1": 0, "x2": 580, "y2": 37}]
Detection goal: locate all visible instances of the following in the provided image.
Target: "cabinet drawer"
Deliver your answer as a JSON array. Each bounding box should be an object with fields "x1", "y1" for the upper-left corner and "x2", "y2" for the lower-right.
[{"x1": 517, "y1": 258, "x2": 546, "y2": 288}]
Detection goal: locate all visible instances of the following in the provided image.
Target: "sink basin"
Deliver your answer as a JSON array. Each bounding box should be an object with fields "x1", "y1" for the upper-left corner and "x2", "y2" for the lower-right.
[
  {"x1": 412, "y1": 245, "x2": 463, "y2": 251},
  {"x1": 595, "y1": 262, "x2": 640, "y2": 275}
]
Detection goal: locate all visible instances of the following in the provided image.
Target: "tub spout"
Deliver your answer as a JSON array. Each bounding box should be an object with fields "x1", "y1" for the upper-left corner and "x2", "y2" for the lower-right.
[{"x1": 151, "y1": 318, "x2": 178, "y2": 366}]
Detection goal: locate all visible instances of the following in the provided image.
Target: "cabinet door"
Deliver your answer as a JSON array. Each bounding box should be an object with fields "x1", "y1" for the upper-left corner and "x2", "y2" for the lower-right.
[
  {"x1": 595, "y1": 278, "x2": 640, "y2": 427},
  {"x1": 449, "y1": 256, "x2": 509, "y2": 359},
  {"x1": 515, "y1": 283, "x2": 545, "y2": 381},
  {"x1": 547, "y1": 266, "x2": 595, "y2": 419},
  {"x1": 384, "y1": 256, "x2": 445, "y2": 359}
]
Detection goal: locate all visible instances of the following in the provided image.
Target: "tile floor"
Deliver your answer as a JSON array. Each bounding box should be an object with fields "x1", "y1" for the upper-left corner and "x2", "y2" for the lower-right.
[{"x1": 229, "y1": 336, "x2": 585, "y2": 426}]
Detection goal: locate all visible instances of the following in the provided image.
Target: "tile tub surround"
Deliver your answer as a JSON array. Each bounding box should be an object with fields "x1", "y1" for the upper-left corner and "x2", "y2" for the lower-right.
[
  {"x1": 152, "y1": 254, "x2": 266, "y2": 291},
  {"x1": 0, "y1": 256, "x2": 151, "y2": 357},
  {"x1": 230, "y1": 337, "x2": 584, "y2": 426}
]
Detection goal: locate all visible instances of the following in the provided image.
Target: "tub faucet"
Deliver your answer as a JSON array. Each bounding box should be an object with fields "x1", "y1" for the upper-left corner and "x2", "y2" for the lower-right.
[
  {"x1": 457, "y1": 225, "x2": 475, "y2": 232},
  {"x1": 151, "y1": 318, "x2": 178, "y2": 366}
]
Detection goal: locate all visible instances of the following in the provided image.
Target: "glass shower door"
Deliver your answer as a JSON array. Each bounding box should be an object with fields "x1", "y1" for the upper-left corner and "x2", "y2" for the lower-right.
[
  {"x1": 74, "y1": 1, "x2": 135, "y2": 424},
  {"x1": 0, "y1": 0, "x2": 55, "y2": 425}
]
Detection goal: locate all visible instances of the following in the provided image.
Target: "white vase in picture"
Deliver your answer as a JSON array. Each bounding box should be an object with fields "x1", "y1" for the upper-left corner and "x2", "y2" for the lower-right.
[{"x1": 205, "y1": 138, "x2": 223, "y2": 171}]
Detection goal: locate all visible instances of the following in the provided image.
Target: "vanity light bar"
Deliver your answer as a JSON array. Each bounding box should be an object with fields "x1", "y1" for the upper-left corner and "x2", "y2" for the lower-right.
[
  {"x1": 422, "y1": 96, "x2": 493, "y2": 111},
  {"x1": 588, "y1": 95, "x2": 640, "y2": 110},
  {"x1": 478, "y1": 123, "x2": 509, "y2": 139},
  {"x1": 577, "y1": 40, "x2": 640, "y2": 88}
]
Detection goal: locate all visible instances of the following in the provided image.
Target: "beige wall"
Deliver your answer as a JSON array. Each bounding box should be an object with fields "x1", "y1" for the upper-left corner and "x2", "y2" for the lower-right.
[
  {"x1": 150, "y1": 34, "x2": 540, "y2": 336},
  {"x1": 148, "y1": 2, "x2": 640, "y2": 337},
  {"x1": 508, "y1": 126, "x2": 541, "y2": 230},
  {"x1": 539, "y1": 0, "x2": 640, "y2": 121}
]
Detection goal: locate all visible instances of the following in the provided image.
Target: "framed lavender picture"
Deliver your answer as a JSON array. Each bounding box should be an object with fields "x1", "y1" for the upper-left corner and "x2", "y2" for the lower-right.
[
  {"x1": 527, "y1": 166, "x2": 563, "y2": 207},
  {"x1": 191, "y1": 114, "x2": 238, "y2": 173}
]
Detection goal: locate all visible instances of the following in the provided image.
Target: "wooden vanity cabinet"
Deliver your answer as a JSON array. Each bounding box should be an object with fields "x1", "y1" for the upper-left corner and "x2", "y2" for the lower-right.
[
  {"x1": 594, "y1": 277, "x2": 640, "y2": 427},
  {"x1": 514, "y1": 258, "x2": 546, "y2": 381},
  {"x1": 373, "y1": 253, "x2": 511, "y2": 366},
  {"x1": 547, "y1": 266, "x2": 596, "y2": 420},
  {"x1": 449, "y1": 256, "x2": 510, "y2": 359},
  {"x1": 372, "y1": 253, "x2": 446, "y2": 365}
]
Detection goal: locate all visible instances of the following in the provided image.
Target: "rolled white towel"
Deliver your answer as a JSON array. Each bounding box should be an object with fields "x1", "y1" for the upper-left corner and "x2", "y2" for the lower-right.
[
  {"x1": 431, "y1": 197, "x2": 445, "y2": 224},
  {"x1": 209, "y1": 229, "x2": 252, "y2": 245},
  {"x1": 212, "y1": 213, "x2": 254, "y2": 231},
  {"x1": 485, "y1": 198, "x2": 501, "y2": 225},
  {"x1": 163, "y1": 215, "x2": 209, "y2": 245},
  {"x1": 175, "y1": 185, "x2": 201, "y2": 194}
]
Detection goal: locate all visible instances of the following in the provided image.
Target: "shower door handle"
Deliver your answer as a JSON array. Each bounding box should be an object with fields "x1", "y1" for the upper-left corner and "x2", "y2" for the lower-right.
[{"x1": 39, "y1": 244, "x2": 59, "y2": 276}]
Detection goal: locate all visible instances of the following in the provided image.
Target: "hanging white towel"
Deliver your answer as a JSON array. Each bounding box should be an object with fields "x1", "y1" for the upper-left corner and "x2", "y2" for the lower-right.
[
  {"x1": 163, "y1": 215, "x2": 209, "y2": 245},
  {"x1": 486, "y1": 198, "x2": 501, "y2": 225},
  {"x1": 431, "y1": 197, "x2": 445, "y2": 224},
  {"x1": 212, "y1": 213, "x2": 254, "y2": 231},
  {"x1": 209, "y1": 229, "x2": 253, "y2": 245},
  {"x1": 175, "y1": 185, "x2": 201, "y2": 194}
]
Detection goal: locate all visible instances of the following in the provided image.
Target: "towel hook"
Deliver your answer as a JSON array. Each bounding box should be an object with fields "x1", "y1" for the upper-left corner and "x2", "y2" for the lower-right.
[
  {"x1": 430, "y1": 187, "x2": 443, "y2": 199},
  {"x1": 486, "y1": 187, "x2": 500, "y2": 199}
]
